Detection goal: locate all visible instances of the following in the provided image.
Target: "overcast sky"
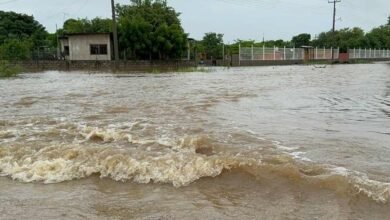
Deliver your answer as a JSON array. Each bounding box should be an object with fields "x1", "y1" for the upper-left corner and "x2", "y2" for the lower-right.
[{"x1": 1, "y1": 0, "x2": 389, "y2": 42}]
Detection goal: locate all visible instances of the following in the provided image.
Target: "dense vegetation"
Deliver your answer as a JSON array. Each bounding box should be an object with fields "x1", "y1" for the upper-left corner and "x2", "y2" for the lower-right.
[
  {"x1": 117, "y1": 0, "x2": 187, "y2": 60},
  {"x1": 0, "y1": 11, "x2": 50, "y2": 60},
  {"x1": 0, "y1": 6, "x2": 389, "y2": 61},
  {"x1": 0, "y1": 61, "x2": 22, "y2": 77},
  {"x1": 61, "y1": 18, "x2": 113, "y2": 34}
]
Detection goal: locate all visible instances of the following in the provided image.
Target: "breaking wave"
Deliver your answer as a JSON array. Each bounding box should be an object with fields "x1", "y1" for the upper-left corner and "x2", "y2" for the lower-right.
[{"x1": 0, "y1": 127, "x2": 389, "y2": 204}]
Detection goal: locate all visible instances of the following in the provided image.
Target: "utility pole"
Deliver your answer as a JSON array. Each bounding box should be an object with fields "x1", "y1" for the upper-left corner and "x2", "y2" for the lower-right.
[
  {"x1": 329, "y1": 0, "x2": 341, "y2": 61},
  {"x1": 111, "y1": 0, "x2": 120, "y2": 62},
  {"x1": 329, "y1": 0, "x2": 341, "y2": 32}
]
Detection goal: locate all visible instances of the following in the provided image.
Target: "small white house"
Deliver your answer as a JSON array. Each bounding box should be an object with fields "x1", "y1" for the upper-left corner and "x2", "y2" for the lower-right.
[{"x1": 59, "y1": 33, "x2": 113, "y2": 61}]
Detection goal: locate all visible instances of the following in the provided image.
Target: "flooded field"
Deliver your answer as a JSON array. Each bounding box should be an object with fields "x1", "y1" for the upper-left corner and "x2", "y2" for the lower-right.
[{"x1": 0, "y1": 63, "x2": 389, "y2": 219}]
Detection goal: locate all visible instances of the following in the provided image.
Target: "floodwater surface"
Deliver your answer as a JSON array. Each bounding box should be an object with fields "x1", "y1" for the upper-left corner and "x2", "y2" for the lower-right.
[{"x1": 0, "y1": 63, "x2": 390, "y2": 219}]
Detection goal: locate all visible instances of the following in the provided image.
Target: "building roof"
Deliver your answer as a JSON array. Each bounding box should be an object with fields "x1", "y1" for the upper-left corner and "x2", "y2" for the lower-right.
[
  {"x1": 59, "y1": 32, "x2": 113, "y2": 40},
  {"x1": 65, "y1": 32, "x2": 112, "y2": 36}
]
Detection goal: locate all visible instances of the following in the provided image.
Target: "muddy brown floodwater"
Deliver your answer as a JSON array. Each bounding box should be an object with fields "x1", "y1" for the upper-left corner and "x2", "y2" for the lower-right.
[{"x1": 0, "y1": 63, "x2": 390, "y2": 219}]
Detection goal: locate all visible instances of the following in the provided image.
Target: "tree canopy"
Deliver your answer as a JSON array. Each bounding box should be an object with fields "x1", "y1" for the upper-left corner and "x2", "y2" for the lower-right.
[
  {"x1": 312, "y1": 28, "x2": 366, "y2": 52},
  {"x1": 62, "y1": 18, "x2": 112, "y2": 34},
  {"x1": 291, "y1": 33, "x2": 311, "y2": 47},
  {"x1": 0, "y1": 11, "x2": 47, "y2": 48},
  {"x1": 201, "y1": 33, "x2": 224, "y2": 59},
  {"x1": 117, "y1": 0, "x2": 188, "y2": 60},
  {"x1": 0, "y1": 11, "x2": 50, "y2": 60}
]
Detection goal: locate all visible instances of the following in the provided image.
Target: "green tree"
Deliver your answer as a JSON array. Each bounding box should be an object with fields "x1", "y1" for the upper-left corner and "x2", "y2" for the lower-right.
[
  {"x1": 388, "y1": 15, "x2": 390, "y2": 25},
  {"x1": 0, "y1": 39, "x2": 32, "y2": 60},
  {"x1": 365, "y1": 25, "x2": 390, "y2": 49},
  {"x1": 312, "y1": 28, "x2": 366, "y2": 52},
  {"x1": 117, "y1": 0, "x2": 188, "y2": 60},
  {"x1": 291, "y1": 33, "x2": 311, "y2": 47},
  {"x1": 0, "y1": 11, "x2": 47, "y2": 48},
  {"x1": 201, "y1": 32, "x2": 224, "y2": 59},
  {"x1": 62, "y1": 18, "x2": 112, "y2": 33}
]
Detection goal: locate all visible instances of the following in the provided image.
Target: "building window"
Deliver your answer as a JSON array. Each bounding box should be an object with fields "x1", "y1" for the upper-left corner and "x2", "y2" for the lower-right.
[
  {"x1": 90, "y1": 44, "x2": 108, "y2": 55},
  {"x1": 64, "y1": 46, "x2": 69, "y2": 56}
]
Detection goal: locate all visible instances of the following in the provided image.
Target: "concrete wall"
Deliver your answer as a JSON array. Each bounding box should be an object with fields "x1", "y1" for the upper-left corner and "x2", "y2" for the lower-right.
[
  {"x1": 14, "y1": 60, "x2": 196, "y2": 72},
  {"x1": 68, "y1": 35, "x2": 112, "y2": 61},
  {"x1": 230, "y1": 54, "x2": 303, "y2": 66}
]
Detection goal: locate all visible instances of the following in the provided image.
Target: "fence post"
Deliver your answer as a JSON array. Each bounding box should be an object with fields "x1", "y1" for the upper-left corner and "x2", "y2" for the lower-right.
[
  {"x1": 330, "y1": 47, "x2": 333, "y2": 60},
  {"x1": 251, "y1": 44, "x2": 254, "y2": 61},
  {"x1": 263, "y1": 45, "x2": 265, "y2": 60},
  {"x1": 293, "y1": 47, "x2": 295, "y2": 60},
  {"x1": 323, "y1": 47, "x2": 326, "y2": 59},
  {"x1": 238, "y1": 43, "x2": 241, "y2": 66},
  {"x1": 284, "y1": 46, "x2": 286, "y2": 60},
  {"x1": 273, "y1": 46, "x2": 276, "y2": 61},
  {"x1": 365, "y1": 48, "x2": 367, "y2": 58},
  {"x1": 315, "y1": 47, "x2": 318, "y2": 60}
]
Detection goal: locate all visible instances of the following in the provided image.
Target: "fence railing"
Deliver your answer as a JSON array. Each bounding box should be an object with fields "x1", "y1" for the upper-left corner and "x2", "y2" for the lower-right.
[
  {"x1": 313, "y1": 47, "x2": 340, "y2": 60},
  {"x1": 348, "y1": 48, "x2": 390, "y2": 59},
  {"x1": 239, "y1": 46, "x2": 339, "y2": 61}
]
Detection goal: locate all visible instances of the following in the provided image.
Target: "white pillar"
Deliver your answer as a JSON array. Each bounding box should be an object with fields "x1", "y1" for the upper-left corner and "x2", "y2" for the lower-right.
[
  {"x1": 284, "y1": 46, "x2": 286, "y2": 60},
  {"x1": 273, "y1": 46, "x2": 276, "y2": 61},
  {"x1": 315, "y1": 47, "x2": 318, "y2": 60},
  {"x1": 263, "y1": 45, "x2": 265, "y2": 60},
  {"x1": 331, "y1": 47, "x2": 333, "y2": 60},
  {"x1": 251, "y1": 45, "x2": 254, "y2": 61},
  {"x1": 293, "y1": 47, "x2": 295, "y2": 60},
  {"x1": 323, "y1": 47, "x2": 326, "y2": 59}
]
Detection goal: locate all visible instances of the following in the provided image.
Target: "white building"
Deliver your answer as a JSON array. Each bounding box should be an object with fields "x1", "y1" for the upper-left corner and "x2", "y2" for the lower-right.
[{"x1": 59, "y1": 33, "x2": 113, "y2": 61}]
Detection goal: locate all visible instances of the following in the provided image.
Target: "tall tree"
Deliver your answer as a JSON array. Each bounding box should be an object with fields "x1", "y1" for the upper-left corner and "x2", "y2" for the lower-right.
[
  {"x1": 117, "y1": 0, "x2": 188, "y2": 60},
  {"x1": 312, "y1": 28, "x2": 366, "y2": 52},
  {"x1": 291, "y1": 33, "x2": 311, "y2": 47},
  {"x1": 0, "y1": 11, "x2": 47, "y2": 48},
  {"x1": 365, "y1": 25, "x2": 390, "y2": 49},
  {"x1": 201, "y1": 32, "x2": 224, "y2": 59},
  {"x1": 62, "y1": 18, "x2": 112, "y2": 34}
]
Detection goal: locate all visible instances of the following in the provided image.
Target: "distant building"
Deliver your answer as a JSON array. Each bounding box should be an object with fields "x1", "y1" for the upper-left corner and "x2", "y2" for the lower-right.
[{"x1": 59, "y1": 33, "x2": 113, "y2": 61}]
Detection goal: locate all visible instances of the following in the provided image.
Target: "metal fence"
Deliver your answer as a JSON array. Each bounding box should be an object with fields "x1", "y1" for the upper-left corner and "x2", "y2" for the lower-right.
[
  {"x1": 348, "y1": 48, "x2": 390, "y2": 59},
  {"x1": 313, "y1": 47, "x2": 340, "y2": 60},
  {"x1": 239, "y1": 46, "x2": 339, "y2": 61},
  {"x1": 32, "y1": 48, "x2": 59, "y2": 60}
]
